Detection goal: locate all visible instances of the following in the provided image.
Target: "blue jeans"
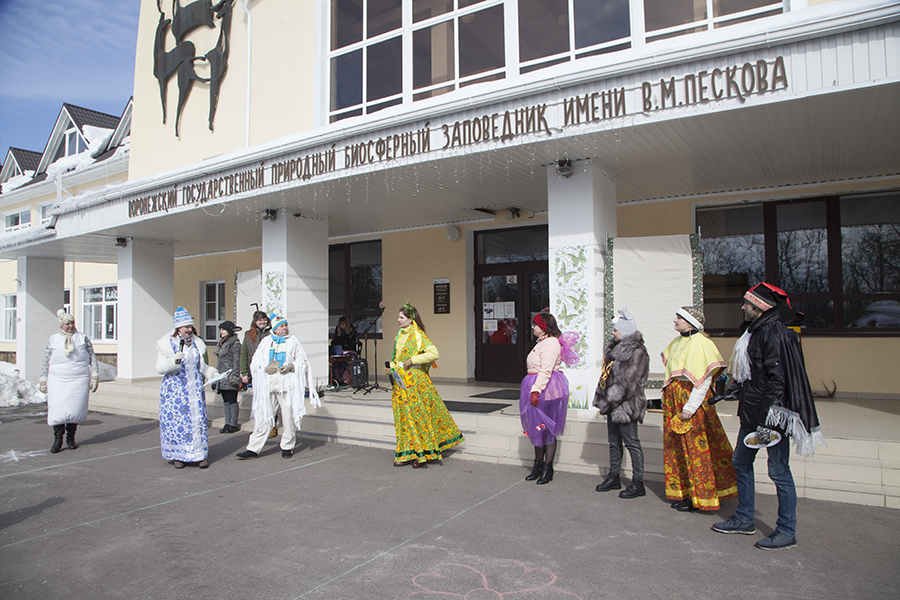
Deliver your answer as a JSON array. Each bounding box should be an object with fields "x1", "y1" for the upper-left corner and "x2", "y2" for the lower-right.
[{"x1": 732, "y1": 426, "x2": 797, "y2": 537}]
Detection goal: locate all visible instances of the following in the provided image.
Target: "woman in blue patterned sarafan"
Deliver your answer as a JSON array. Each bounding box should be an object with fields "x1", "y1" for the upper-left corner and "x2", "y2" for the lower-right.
[{"x1": 156, "y1": 307, "x2": 218, "y2": 469}]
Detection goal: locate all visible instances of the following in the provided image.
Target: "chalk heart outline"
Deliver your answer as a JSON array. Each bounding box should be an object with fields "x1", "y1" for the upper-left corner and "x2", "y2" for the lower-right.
[{"x1": 410, "y1": 559, "x2": 583, "y2": 598}]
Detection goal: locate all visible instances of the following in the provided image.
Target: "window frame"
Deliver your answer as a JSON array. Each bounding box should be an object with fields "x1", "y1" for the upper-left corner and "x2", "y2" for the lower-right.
[
  {"x1": 81, "y1": 285, "x2": 118, "y2": 342},
  {"x1": 3, "y1": 294, "x2": 17, "y2": 341},
  {"x1": 698, "y1": 194, "x2": 900, "y2": 336},
  {"x1": 202, "y1": 280, "x2": 228, "y2": 343},
  {"x1": 329, "y1": 240, "x2": 383, "y2": 341},
  {"x1": 4, "y1": 208, "x2": 31, "y2": 232}
]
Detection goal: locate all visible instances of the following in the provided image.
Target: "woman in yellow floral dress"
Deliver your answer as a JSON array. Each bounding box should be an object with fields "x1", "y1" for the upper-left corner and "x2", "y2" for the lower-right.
[
  {"x1": 661, "y1": 306, "x2": 737, "y2": 511},
  {"x1": 385, "y1": 303, "x2": 464, "y2": 468}
]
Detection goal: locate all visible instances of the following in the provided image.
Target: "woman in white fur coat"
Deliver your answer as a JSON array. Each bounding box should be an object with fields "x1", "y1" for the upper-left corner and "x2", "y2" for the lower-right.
[
  {"x1": 156, "y1": 307, "x2": 218, "y2": 469},
  {"x1": 236, "y1": 313, "x2": 320, "y2": 460},
  {"x1": 40, "y1": 309, "x2": 99, "y2": 453}
]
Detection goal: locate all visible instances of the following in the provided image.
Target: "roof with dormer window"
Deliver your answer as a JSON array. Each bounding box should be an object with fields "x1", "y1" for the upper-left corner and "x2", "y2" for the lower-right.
[
  {"x1": 35, "y1": 103, "x2": 121, "y2": 175},
  {"x1": 0, "y1": 147, "x2": 43, "y2": 186}
]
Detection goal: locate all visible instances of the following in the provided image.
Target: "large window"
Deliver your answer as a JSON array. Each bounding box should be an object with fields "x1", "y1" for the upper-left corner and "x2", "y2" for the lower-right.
[
  {"x1": 202, "y1": 281, "x2": 227, "y2": 342},
  {"x1": 83, "y1": 285, "x2": 117, "y2": 342},
  {"x1": 329, "y1": 240, "x2": 383, "y2": 339},
  {"x1": 4, "y1": 209, "x2": 31, "y2": 232},
  {"x1": 644, "y1": 0, "x2": 781, "y2": 42},
  {"x1": 698, "y1": 193, "x2": 900, "y2": 333},
  {"x1": 519, "y1": 0, "x2": 631, "y2": 73},
  {"x1": 3, "y1": 295, "x2": 16, "y2": 341}
]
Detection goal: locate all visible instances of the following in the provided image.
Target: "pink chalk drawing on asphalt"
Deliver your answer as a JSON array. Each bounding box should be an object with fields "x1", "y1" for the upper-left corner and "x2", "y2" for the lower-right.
[{"x1": 409, "y1": 559, "x2": 584, "y2": 599}]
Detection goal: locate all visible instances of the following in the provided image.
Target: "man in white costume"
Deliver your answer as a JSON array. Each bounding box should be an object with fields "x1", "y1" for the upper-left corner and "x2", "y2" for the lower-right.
[{"x1": 236, "y1": 313, "x2": 320, "y2": 459}]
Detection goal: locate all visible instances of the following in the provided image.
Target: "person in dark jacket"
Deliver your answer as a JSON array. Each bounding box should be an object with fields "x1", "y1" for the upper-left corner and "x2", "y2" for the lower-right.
[
  {"x1": 592, "y1": 308, "x2": 650, "y2": 499},
  {"x1": 214, "y1": 320, "x2": 243, "y2": 433},
  {"x1": 712, "y1": 283, "x2": 825, "y2": 551}
]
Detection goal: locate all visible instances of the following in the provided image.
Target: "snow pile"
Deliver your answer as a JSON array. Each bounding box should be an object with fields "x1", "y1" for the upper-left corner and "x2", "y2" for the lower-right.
[
  {"x1": 1, "y1": 170, "x2": 35, "y2": 193},
  {"x1": 98, "y1": 361, "x2": 117, "y2": 381},
  {"x1": 0, "y1": 360, "x2": 116, "y2": 408},
  {"x1": 83, "y1": 125, "x2": 114, "y2": 159},
  {"x1": 0, "y1": 362, "x2": 46, "y2": 408}
]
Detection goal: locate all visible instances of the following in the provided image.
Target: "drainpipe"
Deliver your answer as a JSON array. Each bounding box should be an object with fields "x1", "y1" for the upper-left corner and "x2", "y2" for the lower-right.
[{"x1": 239, "y1": 0, "x2": 253, "y2": 148}]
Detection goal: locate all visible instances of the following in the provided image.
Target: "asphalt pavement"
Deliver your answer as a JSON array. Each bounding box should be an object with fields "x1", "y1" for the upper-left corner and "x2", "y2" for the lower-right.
[{"x1": 1, "y1": 405, "x2": 898, "y2": 600}]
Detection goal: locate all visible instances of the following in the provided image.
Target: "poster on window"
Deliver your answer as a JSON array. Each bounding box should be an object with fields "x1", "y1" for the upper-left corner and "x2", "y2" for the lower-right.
[
  {"x1": 483, "y1": 303, "x2": 495, "y2": 319},
  {"x1": 483, "y1": 319, "x2": 498, "y2": 332}
]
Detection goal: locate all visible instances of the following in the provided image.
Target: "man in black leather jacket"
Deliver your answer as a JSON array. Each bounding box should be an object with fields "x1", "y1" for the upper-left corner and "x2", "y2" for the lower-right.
[{"x1": 712, "y1": 283, "x2": 824, "y2": 551}]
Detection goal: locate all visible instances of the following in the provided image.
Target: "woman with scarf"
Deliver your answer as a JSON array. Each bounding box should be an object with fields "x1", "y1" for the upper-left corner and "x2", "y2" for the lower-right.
[
  {"x1": 214, "y1": 320, "x2": 243, "y2": 433},
  {"x1": 661, "y1": 306, "x2": 737, "y2": 511},
  {"x1": 156, "y1": 307, "x2": 218, "y2": 469},
  {"x1": 520, "y1": 311, "x2": 577, "y2": 485},
  {"x1": 386, "y1": 303, "x2": 463, "y2": 468},
  {"x1": 236, "y1": 313, "x2": 320, "y2": 460},
  {"x1": 39, "y1": 309, "x2": 99, "y2": 453}
]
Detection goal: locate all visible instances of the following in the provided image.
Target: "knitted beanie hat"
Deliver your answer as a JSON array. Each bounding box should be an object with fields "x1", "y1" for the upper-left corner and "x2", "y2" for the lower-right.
[
  {"x1": 745, "y1": 282, "x2": 792, "y2": 312},
  {"x1": 613, "y1": 307, "x2": 637, "y2": 337},
  {"x1": 173, "y1": 306, "x2": 194, "y2": 328},
  {"x1": 57, "y1": 308, "x2": 75, "y2": 327},
  {"x1": 676, "y1": 306, "x2": 705, "y2": 331},
  {"x1": 269, "y1": 312, "x2": 288, "y2": 331}
]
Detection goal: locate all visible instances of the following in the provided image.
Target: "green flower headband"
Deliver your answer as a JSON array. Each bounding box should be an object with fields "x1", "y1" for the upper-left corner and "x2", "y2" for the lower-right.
[{"x1": 402, "y1": 302, "x2": 417, "y2": 320}]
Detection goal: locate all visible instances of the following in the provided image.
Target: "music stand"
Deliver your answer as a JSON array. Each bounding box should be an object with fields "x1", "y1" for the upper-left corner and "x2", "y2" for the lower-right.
[{"x1": 354, "y1": 316, "x2": 388, "y2": 395}]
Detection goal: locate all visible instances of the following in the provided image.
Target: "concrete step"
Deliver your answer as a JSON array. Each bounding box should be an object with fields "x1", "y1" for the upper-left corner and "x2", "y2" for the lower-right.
[{"x1": 88, "y1": 380, "x2": 899, "y2": 508}]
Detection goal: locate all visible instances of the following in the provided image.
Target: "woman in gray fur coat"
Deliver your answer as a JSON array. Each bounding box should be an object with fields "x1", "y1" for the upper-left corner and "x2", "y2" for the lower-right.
[
  {"x1": 592, "y1": 307, "x2": 650, "y2": 499},
  {"x1": 214, "y1": 321, "x2": 244, "y2": 433}
]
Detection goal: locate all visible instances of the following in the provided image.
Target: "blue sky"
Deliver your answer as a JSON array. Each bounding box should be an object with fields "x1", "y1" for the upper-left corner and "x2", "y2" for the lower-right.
[{"x1": 0, "y1": 0, "x2": 141, "y2": 157}]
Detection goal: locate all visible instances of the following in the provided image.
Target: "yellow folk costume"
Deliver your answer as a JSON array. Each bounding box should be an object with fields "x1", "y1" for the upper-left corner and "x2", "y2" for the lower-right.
[
  {"x1": 661, "y1": 332, "x2": 737, "y2": 510},
  {"x1": 389, "y1": 322, "x2": 464, "y2": 464}
]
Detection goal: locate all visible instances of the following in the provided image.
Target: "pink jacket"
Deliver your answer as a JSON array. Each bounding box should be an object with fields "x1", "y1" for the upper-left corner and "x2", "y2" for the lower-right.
[{"x1": 526, "y1": 336, "x2": 562, "y2": 394}]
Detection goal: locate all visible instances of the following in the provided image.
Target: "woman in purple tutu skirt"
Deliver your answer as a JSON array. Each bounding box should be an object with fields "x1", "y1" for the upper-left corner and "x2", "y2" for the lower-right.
[{"x1": 520, "y1": 311, "x2": 576, "y2": 485}]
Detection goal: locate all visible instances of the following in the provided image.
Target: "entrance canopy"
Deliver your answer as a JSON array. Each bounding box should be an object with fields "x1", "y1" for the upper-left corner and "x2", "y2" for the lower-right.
[{"x1": 3, "y1": 21, "x2": 899, "y2": 263}]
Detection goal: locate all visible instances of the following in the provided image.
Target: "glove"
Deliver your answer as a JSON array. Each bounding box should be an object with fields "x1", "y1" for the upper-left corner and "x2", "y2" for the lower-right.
[
  {"x1": 90, "y1": 377, "x2": 99, "y2": 392},
  {"x1": 264, "y1": 361, "x2": 279, "y2": 375},
  {"x1": 173, "y1": 351, "x2": 185, "y2": 365},
  {"x1": 709, "y1": 383, "x2": 740, "y2": 405},
  {"x1": 530, "y1": 391, "x2": 540, "y2": 407},
  {"x1": 278, "y1": 363, "x2": 294, "y2": 374},
  {"x1": 39, "y1": 377, "x2": 47, "y2": 394}
]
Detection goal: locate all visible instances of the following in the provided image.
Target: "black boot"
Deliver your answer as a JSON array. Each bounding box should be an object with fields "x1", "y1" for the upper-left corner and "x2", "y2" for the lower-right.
[
  {"x1": 65, "y1": 423, "x2": 78, "y2": 450},
  {"x1": 524, "y1": 459, "x2": 544, "y2": 481},
  {"x1": 50, "y1": 425, "x2": 65, "y2": 453},
  {"x1": 536, "y1": 463, "x2": 554, "y2": 485},
  {"x1": 619, "y1": 480, "x2": 646, "y2": 499},
  {"x1": 595, "y1": 473, "x2": 621, "y2": 492}
]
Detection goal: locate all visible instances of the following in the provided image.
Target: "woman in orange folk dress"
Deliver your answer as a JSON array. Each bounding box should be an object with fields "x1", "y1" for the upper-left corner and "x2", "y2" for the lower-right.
[
  {"x1": 661, "y1": 306, "x2": 737, "y2": 512},
  {"x1": 386, "y1": 303, "x2": 464, "y2": 468}
]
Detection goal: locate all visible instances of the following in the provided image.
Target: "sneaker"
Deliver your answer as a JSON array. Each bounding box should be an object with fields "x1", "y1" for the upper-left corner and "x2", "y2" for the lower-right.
[
  {"x1": 236, "y1": 450, "x2": 259, "y2": 460},
  {"x1": 755, "y1": 531, "x2": 797, "y2": 551},
  {"x1": 198, "y1": 459, "x2": 209, "y2": 469},
  {"x1": 218, "y1": 426, "x2": 229, "y2": 433},
  {"x1": 282, "y1": 449, "x2": 293, "y2": 459},
  {"x1": 712, "y1": 515, "x2": 757, "y2": 535}
]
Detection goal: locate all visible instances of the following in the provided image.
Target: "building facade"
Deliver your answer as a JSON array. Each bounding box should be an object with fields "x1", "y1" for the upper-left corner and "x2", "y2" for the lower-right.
[{"x1": 2, "y1": 0, "x2": 899, "y2": 402}]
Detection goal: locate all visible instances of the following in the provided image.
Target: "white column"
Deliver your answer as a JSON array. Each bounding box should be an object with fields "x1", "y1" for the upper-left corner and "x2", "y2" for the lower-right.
[
  {"x1": 117, "y1": 240, "x2": 175, "y2": 380},
  {"x1": 547, "y1": 159, "x2": 616, "y2": 410},
  {"x1": 16, "y1": 257, "x2": 64, "y2": 381},
  {"x1": 261, "y1": 211, "x2": 329, "y2": 387}
]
